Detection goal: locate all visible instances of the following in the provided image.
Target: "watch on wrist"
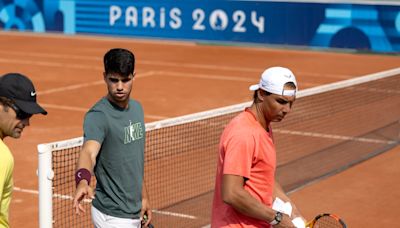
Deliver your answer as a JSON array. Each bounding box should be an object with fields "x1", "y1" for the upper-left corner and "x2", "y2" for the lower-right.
[{"x1": 269, "y1": 211, "x2": 283, "y2": 225}]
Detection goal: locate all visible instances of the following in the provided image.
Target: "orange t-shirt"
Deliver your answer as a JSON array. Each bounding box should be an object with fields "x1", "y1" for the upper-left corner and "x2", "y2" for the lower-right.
[{"x1": 211, "y1": 109, "x2": 276, "y2": 228}]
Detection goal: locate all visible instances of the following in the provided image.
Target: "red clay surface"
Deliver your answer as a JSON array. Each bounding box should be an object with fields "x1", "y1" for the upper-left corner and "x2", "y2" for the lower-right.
[
  {"x1": 0, "y1": 31, "x2": 399, "y2": 227},
  {"x1": 290, "y1": 146, "x2": 400, "y2": 228}
]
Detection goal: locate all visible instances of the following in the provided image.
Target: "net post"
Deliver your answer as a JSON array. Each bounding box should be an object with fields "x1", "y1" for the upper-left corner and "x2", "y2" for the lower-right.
[{"x1": 38, "y1": 143, "x2": 54, "y2": 228}]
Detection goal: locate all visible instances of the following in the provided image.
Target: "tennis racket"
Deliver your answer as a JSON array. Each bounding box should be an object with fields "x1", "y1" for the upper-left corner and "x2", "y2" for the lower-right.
[
  {"x1": 306, "y1": 213, "x2": 347, "y2": 228},
  {"x1": 141, "y1": 221, "x2": 154, "y2": 228}
]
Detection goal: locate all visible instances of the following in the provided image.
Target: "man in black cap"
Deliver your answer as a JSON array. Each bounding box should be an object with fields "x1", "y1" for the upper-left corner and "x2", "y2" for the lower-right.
[{"x1": 0, "y1": 73, "x2": 47, "y2": 228}]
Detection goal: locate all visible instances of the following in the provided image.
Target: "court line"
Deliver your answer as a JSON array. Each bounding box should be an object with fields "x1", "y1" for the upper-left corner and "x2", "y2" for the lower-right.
[
  {"x1": 0, "y1": 30, "x2": 198, "y2": 46},
  {"x1": 0, "y1": 57, "x2": 103, "y2": 70},
  {"x1": 156, "y1": 71, "x2": 255, "y2": 82},
  {"x1": 349, "y1": 86, "x2": 400, "y2": 95},
  {"x1": 157, "y1": 71, "x2": 324, "y2": 87},
  {"x1": 146, "y1": 61, "x2": 351, "y2": 79},
  {"x1": 36, "y1": 70, "x2": 319, "y2": 98},
  {"x1": 40, "y1": 104, "x2": 88, "y2": 112},
  {"x1": 0, "y1": 50, "x2": 352, "y2": 79},
  {"x1": 40, "y1": 103, "x2": 168, "y2": 120},
  {"x1": 37, "y1": 70, "x2": 167, "y2": 120},
  {"x1": 38, "y1": 80, "x2": 104, "y2": 95},
  {"x1": 37, "y1": 71, "x2": 156, "y2": 95},
  {"x1": 152, "y1": 209, "x2": 197, "y2": 220},
  {"x1": 0, "y1": 49, "x2": 100, "y2": 61},
  {"x1": 275, "y1": 129, "x2": 397, "y2": 144},
  {"x1": 13, "y1": 186, "x2": 39, "y2": 195},
  {"x1": 13, "y1": 186, "x2": 197, "y2": 220},
  {"x1": 157, "y1": 71, "x2": 326, "y2": 88}
]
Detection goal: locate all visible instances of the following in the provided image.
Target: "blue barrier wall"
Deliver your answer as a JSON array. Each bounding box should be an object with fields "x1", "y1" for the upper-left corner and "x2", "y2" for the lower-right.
[{"x1": 1, "y1": 0, "x2": 400, "y2": 52}]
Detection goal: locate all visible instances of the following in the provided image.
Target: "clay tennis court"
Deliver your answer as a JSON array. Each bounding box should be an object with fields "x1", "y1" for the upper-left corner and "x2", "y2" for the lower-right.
[{"x1": 1, "y1": 31, "x2": 399, "y2": 227}]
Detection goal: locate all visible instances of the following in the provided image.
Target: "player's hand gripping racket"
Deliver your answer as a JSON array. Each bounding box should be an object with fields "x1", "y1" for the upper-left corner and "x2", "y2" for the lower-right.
[
  {"x1": 141, "y1": 214, "x2": 154, "y2": 228},
  {"x1": 306, "y1": 213, "x2": 347, "y2": 228}
]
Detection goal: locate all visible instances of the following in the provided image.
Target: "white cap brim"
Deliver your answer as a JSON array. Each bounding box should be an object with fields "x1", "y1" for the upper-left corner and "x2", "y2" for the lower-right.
[{"x1": 249, "y1": 84, "x2": 260, "y2": 91}]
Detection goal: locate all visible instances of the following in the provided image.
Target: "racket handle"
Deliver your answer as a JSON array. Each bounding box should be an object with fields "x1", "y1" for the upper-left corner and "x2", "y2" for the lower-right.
[{"x1": 142, "y1": 222, "x2": 154, "y2": 228}]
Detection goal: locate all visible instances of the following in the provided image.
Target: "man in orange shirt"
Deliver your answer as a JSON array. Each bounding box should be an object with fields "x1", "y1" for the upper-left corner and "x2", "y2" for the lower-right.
[{"x1": 211, "y1": 67, "x2": 304, "y2": 227}]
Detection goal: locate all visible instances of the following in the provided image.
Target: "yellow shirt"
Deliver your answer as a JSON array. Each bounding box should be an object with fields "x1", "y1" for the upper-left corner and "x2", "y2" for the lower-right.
[{"x1": 0, "y1": 139, "x2": 13, "y2": 228}]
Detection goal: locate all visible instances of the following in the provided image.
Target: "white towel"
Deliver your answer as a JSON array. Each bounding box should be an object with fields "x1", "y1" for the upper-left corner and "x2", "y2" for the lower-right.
[{"x1": 272, "y1": 197, "x2": 306, "y2": 228}]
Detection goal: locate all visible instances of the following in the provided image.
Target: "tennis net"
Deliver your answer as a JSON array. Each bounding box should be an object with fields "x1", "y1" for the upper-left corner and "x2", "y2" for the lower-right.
[{"x1": 38, "y1": 68, "x2": 400, "y2": 228}]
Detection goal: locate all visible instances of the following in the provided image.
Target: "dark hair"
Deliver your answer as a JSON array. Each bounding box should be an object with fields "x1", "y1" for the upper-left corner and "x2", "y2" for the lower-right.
[
  {"x1": 104, "y1": 48, "x2": 135, "y2": 77},
  {"x1": 253, "y1": 90, "x2": 271, "y2": 102},
  {"x1": 0, "y1": 96, "x2": 13, "y2": 112},
  {"x1": 284, "y1": 82, "x2": 296, "y2": 90}
]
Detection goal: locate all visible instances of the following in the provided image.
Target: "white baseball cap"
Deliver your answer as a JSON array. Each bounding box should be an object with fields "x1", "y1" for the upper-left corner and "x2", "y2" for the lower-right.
[{"x1": 249, "y1": 66, "x2": 298, "y2": 96}]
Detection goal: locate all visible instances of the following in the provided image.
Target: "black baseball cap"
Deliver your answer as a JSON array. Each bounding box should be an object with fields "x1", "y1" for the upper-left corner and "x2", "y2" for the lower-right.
[{"x1": 0, "y1": 73, "x2": 47, "y2": 115}]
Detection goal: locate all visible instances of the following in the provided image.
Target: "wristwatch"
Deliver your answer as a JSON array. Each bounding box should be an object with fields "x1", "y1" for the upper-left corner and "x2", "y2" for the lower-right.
[{"x1": 269, "y1": 211, "x2": 283, "y2": 225}]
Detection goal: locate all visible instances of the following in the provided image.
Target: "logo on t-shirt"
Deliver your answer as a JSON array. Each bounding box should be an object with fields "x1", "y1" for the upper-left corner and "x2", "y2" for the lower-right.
[{"x1": 124, "y1": 120, "x2": 143, "y2": 144}]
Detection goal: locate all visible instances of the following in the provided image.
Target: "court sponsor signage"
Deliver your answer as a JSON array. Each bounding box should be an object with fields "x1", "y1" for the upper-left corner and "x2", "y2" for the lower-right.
[{"x1": 1, "y1": 0, "x2": 400, "y2": 52}]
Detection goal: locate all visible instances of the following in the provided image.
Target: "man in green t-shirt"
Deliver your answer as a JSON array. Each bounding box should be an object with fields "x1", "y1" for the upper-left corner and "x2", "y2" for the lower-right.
[
  {"x1": 0, "y1": 73, "x2": 47, "y2": 228},
  {"x1": 73, "y1": 48, "x2": 152, "y2": 228}
]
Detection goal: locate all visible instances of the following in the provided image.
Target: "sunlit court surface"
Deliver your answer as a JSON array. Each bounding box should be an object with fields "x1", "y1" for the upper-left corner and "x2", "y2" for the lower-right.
[{"x1": 0, "y1": 31, "x2": 399, "y2": 227}]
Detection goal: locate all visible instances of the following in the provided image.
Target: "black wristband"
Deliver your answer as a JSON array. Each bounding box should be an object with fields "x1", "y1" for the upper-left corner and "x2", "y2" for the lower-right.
[
  {"x1": 269, "y1": 211, "x2": 283, "y2": 225},
  {"x1": 75, "y1": 168, "x2": 91, "y2": 186}
]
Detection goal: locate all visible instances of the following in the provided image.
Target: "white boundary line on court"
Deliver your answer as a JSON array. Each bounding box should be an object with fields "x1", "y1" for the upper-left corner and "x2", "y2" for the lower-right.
[
  {"x1": 0, "y1": 50, "x2": 352, "y2": 80},
  {"x1": 151, "y1": 210, "x2": 197, "y2": 220},
  {"x1": 40, "y1": 103, "x2": 168, "y2": 120},
  {"x1": 38, "y1": 81, "x2": 104, "y2": 95},
  {"x1": 34, "y1": 69, "x2": 318, "y2": 117},
  {"x1": 37, "y1": 70, "x2": 168, "y2": 120},
  {"x1": 40, "y1": 104, "x2": 88, "y2": 112},
  {"x1": 13, "y1": 186, "x2": 198, "y2": 220},
  {"x1": 297, "y1": 67, "x2": 400, "y2": 97},
  {"x1": 156, "y1": 71, "x2": 255, "y2": 82},
  {"x1": 0, "y1": 50, "x2": 100, "y2": 61},
  {"x1": 275, "y1": 129, "x2": 397, "y2": 145},
  {"x1": 33, "y1": 70, "x2": 322, "y2": 97},
  {"x1": 0, "y1": 57, "x2": 103, "y2": 70},
  {"x1": 37, "y1": 71, "x2": 155, "y2": 95},
  {"x1": 0, "y1": 31, "x2": 198, "y2": 46}
]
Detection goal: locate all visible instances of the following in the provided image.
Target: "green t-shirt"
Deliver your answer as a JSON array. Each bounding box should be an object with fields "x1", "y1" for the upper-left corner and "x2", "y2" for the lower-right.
[{"x1": 83, "y1": 97, "x2": 145, "y2": 218}]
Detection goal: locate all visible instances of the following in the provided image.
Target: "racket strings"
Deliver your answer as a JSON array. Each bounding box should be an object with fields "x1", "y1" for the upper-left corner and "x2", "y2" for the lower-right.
[{"x1": 314, "y1": 215, "x2": 345, "y2": 228}]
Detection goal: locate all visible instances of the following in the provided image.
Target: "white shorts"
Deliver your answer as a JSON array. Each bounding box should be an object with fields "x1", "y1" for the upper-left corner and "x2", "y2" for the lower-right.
[{"x1": 91, "y1": 205, "x2": 141, "y2": 228}]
